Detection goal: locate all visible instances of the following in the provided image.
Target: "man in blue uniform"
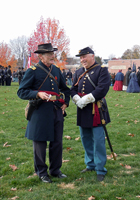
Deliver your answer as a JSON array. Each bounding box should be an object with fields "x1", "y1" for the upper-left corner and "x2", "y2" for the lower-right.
[
  {"x1": 71, "y1": 47, "x2": 110, "y2": 181},
  {"x1": 17, "y1": 43, "x2": 70, "y2": 183}
]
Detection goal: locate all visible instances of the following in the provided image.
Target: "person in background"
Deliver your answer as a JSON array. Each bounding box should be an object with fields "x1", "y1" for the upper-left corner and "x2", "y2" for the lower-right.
[
  {"x1": 127, "y1": 64, "x2": 140, "y2": 93},
  {"x1": 66, "y1": 69, "x2": 72, "y2": 86},
  {"x1": 17, "y1": 67, "x2": 23, "y2": 85},
  {"x1": 62, "y1": 69, "x2": 67, "y2": 83},
  {"x1": 136, "y1": 66, "x2": 140, "y2": 86},
  {"x1": 125, "y1": 67, "x2": 131, "y2": 87},
  {"x1": 7, "y1": 65, "x2": 12, "y2": 86},
  {"x1": 17, "y1": 43, "x2": 70, "y2": 183},
  {"x1": 71, "y1": 47, "x2": 110, "y2": 182},
  {"x1": 0, "y1": 65, "x2": 2, "y2": 85},
  {"x1": 113, "y1": 70, "x2": 124, "y2": 91}
]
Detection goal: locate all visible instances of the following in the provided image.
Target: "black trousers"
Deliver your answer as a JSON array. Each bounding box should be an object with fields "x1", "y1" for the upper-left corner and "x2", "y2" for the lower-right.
[{"x1": 33, "y1": 107, "x2": 64, "y2": 177}]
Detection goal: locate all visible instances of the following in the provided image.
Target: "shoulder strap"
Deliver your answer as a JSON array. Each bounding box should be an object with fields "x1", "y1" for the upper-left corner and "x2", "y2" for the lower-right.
[
  {"x1": 86, "y1": 73, "x2": 96, "y2": 88},
  {"x1": 36, "y1": 63, "x2": 59, "y2": 89},
  {"x1": 74, "y1": 64, "x2": 99, "y2": 86}
]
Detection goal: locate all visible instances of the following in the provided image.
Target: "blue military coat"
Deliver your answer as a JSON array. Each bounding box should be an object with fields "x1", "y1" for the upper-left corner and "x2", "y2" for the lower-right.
[
  {"x1": 71, "y1": 62, "x2": 110, "y2": 128},
  {"x1": 17, "y1": 61, "x2": 70, "y2": 141}
]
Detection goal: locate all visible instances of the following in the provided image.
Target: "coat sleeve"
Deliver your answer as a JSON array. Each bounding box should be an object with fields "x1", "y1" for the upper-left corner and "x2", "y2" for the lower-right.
[
  {"x1": 58, "y1": 69, "x2": 70, "y2": 106},
  {"x1": 17, "y1": 68, "x2": 38, "y2": 100},
  {"x1": 70, "y1": 69, "x2": 79, "y2": 97},
  {"x1": 91, "y1": 67, "x2": 110, "y2": 101}
]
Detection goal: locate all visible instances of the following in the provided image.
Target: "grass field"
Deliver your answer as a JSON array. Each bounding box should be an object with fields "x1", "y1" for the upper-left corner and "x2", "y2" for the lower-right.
[{"x1": 0, "y1": 82, "x2": 140, "y2": 200}]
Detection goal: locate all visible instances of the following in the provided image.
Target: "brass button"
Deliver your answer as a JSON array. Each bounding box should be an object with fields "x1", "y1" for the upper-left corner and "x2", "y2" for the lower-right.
[
  {"x1": 51, "y1": 79, "x2": 53, "y2": 82},
  {"x1": 83, "y1": 85, "x2": 85, "y2": 87},
  {"x1": 82, "y1": 88, "x2": 85, "y2": 90},
  {"x1": 83, "y1": 81, "x2": 85, "y2": 83},
  {"x1": 52, "y1": 83, "x2": 54, "y2": 85},
  {"x1": 52, "y1": 88, "x2": 54, "y2": 90},
  {"x1": 84, "y1": 78, "x2": 86, "y2": 80}
]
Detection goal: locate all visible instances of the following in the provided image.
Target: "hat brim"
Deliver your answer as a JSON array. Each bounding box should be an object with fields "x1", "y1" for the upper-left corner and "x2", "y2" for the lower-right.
[
  {"x1": 75, "y1": 53, "x2": 89, "y2": 57},
  {"x1": 34, "y1": 48, "x2": 58, "y2": 54}
]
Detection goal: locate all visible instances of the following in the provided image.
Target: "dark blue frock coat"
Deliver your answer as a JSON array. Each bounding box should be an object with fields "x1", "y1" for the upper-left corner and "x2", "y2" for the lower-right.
[
  {"x1": 17, "y1": 61, "x2": 70, "y2": 141},
  {"x1": 71, "y1": 62, "x2": 111, "y2": 128}
]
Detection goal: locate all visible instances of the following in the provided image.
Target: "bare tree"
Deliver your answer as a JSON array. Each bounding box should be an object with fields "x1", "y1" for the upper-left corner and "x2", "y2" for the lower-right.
[{"x1": 9, "y1": 35, "x2": 28, "y2": 67}]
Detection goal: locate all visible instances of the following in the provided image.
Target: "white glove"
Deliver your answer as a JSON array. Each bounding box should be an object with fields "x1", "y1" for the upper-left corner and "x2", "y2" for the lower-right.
[
  {"x1": 72, "y1": 94, "x2": 81, "y2": 104},
  {"x1": 76, "y1": 93, "x2": 95, "y2": 109}
]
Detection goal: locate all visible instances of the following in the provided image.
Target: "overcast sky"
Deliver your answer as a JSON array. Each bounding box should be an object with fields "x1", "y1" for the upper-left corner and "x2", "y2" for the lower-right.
[{"x1": 0, "y1": 0, "x2": 140, "y2": 59}]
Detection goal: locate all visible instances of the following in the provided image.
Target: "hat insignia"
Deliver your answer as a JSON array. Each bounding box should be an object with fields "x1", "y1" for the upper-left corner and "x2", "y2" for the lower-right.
[{"x1": 91, "y1": 71, "x2": 94, "y2": 74}]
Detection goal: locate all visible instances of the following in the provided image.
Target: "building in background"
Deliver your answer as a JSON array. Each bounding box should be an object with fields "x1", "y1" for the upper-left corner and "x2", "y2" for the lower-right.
[{"x1": 108, "y1": 59, "x2": 140, "y2": 74}]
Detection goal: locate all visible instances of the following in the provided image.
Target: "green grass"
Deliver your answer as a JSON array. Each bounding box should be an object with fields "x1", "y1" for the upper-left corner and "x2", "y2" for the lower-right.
[{"x1": 0, "y1": 83, "x2": 140, "y2": 200}]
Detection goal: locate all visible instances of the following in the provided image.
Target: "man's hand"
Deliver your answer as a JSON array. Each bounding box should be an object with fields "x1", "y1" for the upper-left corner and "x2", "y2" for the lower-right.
[
  {"x1": 61, "y1": 104, "x2": 67, "y2": 115},
  {"x1": 37, "y1": 92, "x2": 51, "y2": 101},
  {"x1": 76, "y1": 93, "x2": 95, "y2": 109},
  {"x1": 72, "y1": 94, "x2": 81, "y2": 104}
]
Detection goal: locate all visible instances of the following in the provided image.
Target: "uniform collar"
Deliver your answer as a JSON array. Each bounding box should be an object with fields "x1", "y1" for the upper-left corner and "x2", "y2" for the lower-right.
[{"x1": 39, "y1": 60, "x2": 52, "y2": 70}]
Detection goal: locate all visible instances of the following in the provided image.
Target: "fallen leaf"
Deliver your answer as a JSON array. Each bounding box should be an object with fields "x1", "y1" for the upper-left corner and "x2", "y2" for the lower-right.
[
  {"x1": 10, "y1": 196, "x2": 19, "y2": 200},
  {"x1": 64, "y1": 135, "x2": 72, "y2": 140},
  {"x1": 88, "y1": 196, "x2": 96, "y2": 200},
  {"x1": 21, "y1": 127, "x2": 26, "y2": 129},
  {"x1": 120, "y1": 163, "x2": 124, "y2": 167},
  {"x1": 3, "y1": 142, "x2": 11, "y2": 147},
  {"x1": 128, "y1": 133, "x2": 134, "y2": 137},
  {"x1": 116, "y1": 197, "x2": 122, "y2": 199},
  {"x1": 28, "y1": 188, "x2": 32, "y2": 192},
  {"x1": 117, "y1": 114, "x2": 119, "y2": 117},
  {"x1": 3, "y1": 142, "x2": 8, "y2": 147},
  {"x1": 6, "y1": 157, "x2": 11, "y2": 160},
  {"x1": 111, "y1": 153, "x2": 117, "y2": 158},
  {"x1": 130, "y1": 153, "x2": 135, "y2": 156},
  {"x1": 9, "y1": 164, "x2": 18, "y2": 171},
  {"x1": 134, "y1": 120, "x2": 139, "y2": 124},
  {"x1": 75, "y1": 137, "x2": 80, "y2": 140},
  {"x1": 136, "y1": 195, "x2": 140, "y2": 198},
  {"x1": 58, "y1": 183, "x2": 75, "y2": 189},
  {"x1": 11, "y1": 188, "x2": 17, "y2": 191},
  {"x1": 75, "y1": 178, "x2": 83, "y2": 181},
  {"x1": 27, "y1": 173, "x2": 37, "y2": 178},
  {"x1": 125, "y1": 165, "x2": 131, "y2": 169},
  {"x1": 66, "y1": 147, "x2": 72, "y2": 151},
  {"x1": 115, "y1": 104, "x2": 119, "y2": 106},
  {"x1": 62, "y1": 159, "x2": 69, "y2": 163},
  {"x1": 126, "y1": 121, "x2": 130, "y2": 123}
]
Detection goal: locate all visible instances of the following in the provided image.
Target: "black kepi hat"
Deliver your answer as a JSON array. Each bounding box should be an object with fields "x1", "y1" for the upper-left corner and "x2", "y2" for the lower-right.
[
  {"x1": 76, "y1": 47, "x2": 94, "y2": 57},
  {"x1": 34, "y1": 43, "x2": 58, "y2": 54}
]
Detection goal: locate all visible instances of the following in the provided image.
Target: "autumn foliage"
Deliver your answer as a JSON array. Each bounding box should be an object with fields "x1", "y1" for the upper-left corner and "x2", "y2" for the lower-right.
[
  {"x1": 0, "y1": 42, "x2": 17, "y2": 71},
  {"x1": 27, "y1": 17, "x2": 70, "y2": 70}
]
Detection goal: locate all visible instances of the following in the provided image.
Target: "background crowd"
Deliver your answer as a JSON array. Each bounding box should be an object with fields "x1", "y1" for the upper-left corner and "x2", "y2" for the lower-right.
[
  {"x1": 1, "y1": 62, "x2": 140, "y2": 93},
  {"x1": 110, "y1": 63, "x2": 140, "y2": 93}
]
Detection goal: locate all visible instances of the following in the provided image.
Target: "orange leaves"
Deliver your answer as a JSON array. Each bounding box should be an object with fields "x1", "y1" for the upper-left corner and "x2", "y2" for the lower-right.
[
  {"x1": 0, "y1": 42, "x2": 17, "y2": 68},
  {"x1": 120, "y1": 163, "x2": 131, "y2": 169},
  {"x1": 27, "y1": 17, "x2": 70, "y2": 65},
  {"x1": 128, "y1": 133, "x2": 135, "y2": 137}
]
